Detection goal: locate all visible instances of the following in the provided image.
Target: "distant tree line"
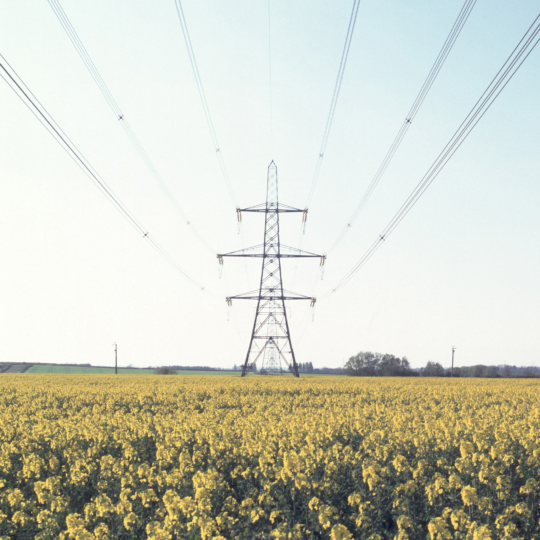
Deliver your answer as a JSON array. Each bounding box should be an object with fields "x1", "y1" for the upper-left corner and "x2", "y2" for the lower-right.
[
  {"x1": 344, "y1": 353, "x2": 540, "y2": 378},
  {"x1": 421, "y1": 361, "x2": 540, "y2": 378},
  {"x1": 298, "y1": 362, "x2": 314, "y2": 373},
  {"x1": 344, "y1": 352, "x2": 415, "y2": 377},
  {"x1": 152, "y1": 359, "x2": 539, "y2": 378},
  {"x1": 499, "y1": 365, "x2": 540, "y2": 378},
  {"x1": 233, "y1": 364, "x2": 257, "y2": 372}
]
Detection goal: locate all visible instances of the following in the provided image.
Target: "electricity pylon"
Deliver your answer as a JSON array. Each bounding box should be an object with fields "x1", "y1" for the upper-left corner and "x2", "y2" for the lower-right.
[{"x1": 218, "y1": 161, "x2": 324, "y2": 377}]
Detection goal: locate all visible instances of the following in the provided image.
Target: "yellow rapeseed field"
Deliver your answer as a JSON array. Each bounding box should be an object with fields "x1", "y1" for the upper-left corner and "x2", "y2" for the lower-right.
[{"x1": 0, "y1": 375, "x2": 539, "y2": 540}]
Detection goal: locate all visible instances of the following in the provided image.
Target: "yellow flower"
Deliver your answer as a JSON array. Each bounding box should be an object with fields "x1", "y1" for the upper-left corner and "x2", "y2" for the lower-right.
[
  {"x1": 318, "y1": 505, "x2": 337, "y2": 529},
  {"x1": 123, "y1": 512, "x2": 138, "y2": 530},
  {"x1": 460, "y1": 442, "x2": 475, "y2": 458},
  {"x1": 471, "y1": 524, "x2": 492, "y2": 540},
  {"x1": 397, "y1": 515, "x2": 413, "y2": 530},
  {"x1": 330, "y1": 523, "x2": 353, "y2": 540},
  {"x1": 461, "y1": 485, "x2": 478, "y2": 506},
  {"x1": 93, "y1": 523, "x2": 110, "y2": 540}
]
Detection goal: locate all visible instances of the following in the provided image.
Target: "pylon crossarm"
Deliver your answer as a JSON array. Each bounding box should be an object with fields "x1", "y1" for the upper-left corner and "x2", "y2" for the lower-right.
[
  {"x1": 220, "y1": 253, "x2": 319, "y2": 258},
  {"x1": 219, "y1": 243, "x2": 322, "y2": 258},
  {"x1": 227, "y1": 289, "x2": 260, "y2": 299},
  {"x1": 280, "y1": 244, "x2": 322, "y2": 257},
  {"x1": 253, "y1": 335, "x2": 290, "y2": 339},
  {"x1": 217, "y1": 244, "x2": 264, "y2": 258},
  {"x1": 229, "y1": 288, "x2": 312, "y2": 300},
  {"x1": 240, "y1": 202, "x2": 304, "y2": 213},
  {"x1": 229, "y1": 294, "x2": 313, "y2": 301},
  {"x1": 283, "y1": 289, "x2": 313, "y2": 299}
]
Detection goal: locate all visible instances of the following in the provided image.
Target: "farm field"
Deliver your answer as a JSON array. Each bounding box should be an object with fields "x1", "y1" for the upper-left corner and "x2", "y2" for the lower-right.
[
  {"x1": 4, "y1": 365, "x2": 240, "y2": 375},
  {"x1": 3, "y1": 365, "x2": 28, "y2": 373},
  {"x1": 1, "y1": 364, "x2": 31, "y2": 373},
  {"x1": 24, "y1": 365, "x2": 155, "y2": 375},
  {"x1": 0, "y1": 376, "x2": 538, "y2": 539}
]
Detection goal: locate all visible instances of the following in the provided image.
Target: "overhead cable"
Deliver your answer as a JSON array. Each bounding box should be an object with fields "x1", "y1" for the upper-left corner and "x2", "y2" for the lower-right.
[
  {"x1": 0, "y1": 55, "x2": 210, "y2": 293},
  {"x1": 291, "y1": 0, "x2": 361, "y2": 287},
  {"x1": 47, "y1": 0, "x2": 216, "y2": 254},
  {"x1": 327, "y1": 13, "x2": 540, "y2": 295},
  {"x1": 172, "y1": 0, "x2": 252, "y2": 287},
  {"x1": 173, "y1": 0, "x2": 238, "y2": 208},
  {"x1": 327, "y1": 0, "x2": 477, "y2": 254},
  {"x1": 305, "y1": 0, "x2": 361, "y2": 210}
]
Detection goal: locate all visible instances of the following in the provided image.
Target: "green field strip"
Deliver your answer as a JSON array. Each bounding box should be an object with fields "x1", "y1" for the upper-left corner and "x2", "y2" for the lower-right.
[
  {"x1": 25, "y1": 365, "x2": 154, "y2": 374},
  {"x1": 5, "y1": 365, "x2": 31, "y2": 373}
]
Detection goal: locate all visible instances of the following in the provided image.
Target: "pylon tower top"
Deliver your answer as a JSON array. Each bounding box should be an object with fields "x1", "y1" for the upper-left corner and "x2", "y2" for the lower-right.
[{"x1": 218, "y1": 162, "x2": 324, "y2": 377}]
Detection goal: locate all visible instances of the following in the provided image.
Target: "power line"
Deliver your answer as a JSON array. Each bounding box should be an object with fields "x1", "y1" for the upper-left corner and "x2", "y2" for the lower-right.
[
  {"x1": 305, "y1": 0, "x2": 361, "y2": 210},
  {"x1": 326, "y1": 13, "x2": 540, "y2": 296},
  {"x1": 173, "y1": 0, "x2": 238, "y2": 209},
  {"x1": 327, "y1": 0, "x2": 477, "y2": 254},
  {"x1": 46, "y1": 0, "x2": 216, "y2": 254},
  {"x1": 0, "y1": 54, "x2": 211, "y2": 293},
  {"x1": 172, "y1": 0, "x2": 252, "y2": 287},
  {"x1": 291, "y1": 0, "x2": 361, "y2": 286}
]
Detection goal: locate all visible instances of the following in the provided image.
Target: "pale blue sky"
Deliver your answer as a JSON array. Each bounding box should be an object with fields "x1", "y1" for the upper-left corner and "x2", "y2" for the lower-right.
[{"x1": 1, "y1": 0, "x2": 539, "y2": 369}]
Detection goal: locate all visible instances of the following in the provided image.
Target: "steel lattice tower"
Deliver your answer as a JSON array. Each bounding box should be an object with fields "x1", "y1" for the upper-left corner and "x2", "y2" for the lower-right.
[{"x1": 218, "y1": 162, "x2": 323, "y2": 377}]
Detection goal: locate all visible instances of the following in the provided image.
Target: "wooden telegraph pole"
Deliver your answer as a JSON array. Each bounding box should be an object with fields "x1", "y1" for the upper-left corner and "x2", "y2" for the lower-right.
[{"x1": 451, "y1": 346, "x2": 456, "y2": 377}]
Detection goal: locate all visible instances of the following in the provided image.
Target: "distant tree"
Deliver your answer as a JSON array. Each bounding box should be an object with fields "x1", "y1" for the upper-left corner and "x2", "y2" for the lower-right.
[
  {"x1": 451, "y1": 367, "x2": 462, "y2": 377},
  {"x1": 483, "y1": 366, "x2": 500, "y2": 378},
  {"x1": 379, "y1": 354, "x2": 411, "y2": 376},
  {"x1": 344, "y1": 352, "x2": 413, "y2": 377},
  {"x1": 421, "y1": 361, "x2": 445, "y2": 377},
  {"x1": 522, "y1": 368, "x2": 535, "y2": 378},
  {"x1": 459, "y1": 365, "x2": 497, "y2": 378},
  {"x1": 472, "y1": 365, "x2": 486, "y2": 378},
  {"x1": 501, "y1": 365, "x2": 512, "y2": 378},
  {"x1": 344, "y1": 352, "x2": 378, "y2": 376},
  {"x1": 154, "y1": 366, "x2": 176, "y2": 375}
]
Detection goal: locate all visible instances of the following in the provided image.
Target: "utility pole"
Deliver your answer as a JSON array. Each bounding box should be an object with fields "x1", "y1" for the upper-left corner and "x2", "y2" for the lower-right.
[
  {"x1": 218, "y1": 162, "x2": 323, "y2": 377},
  {"x1": 114, "y1": 342, "x2": 117, "y2": 374},
  {"x1": 451, "y1": 346, "x2": 456, "y2": 377}
]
